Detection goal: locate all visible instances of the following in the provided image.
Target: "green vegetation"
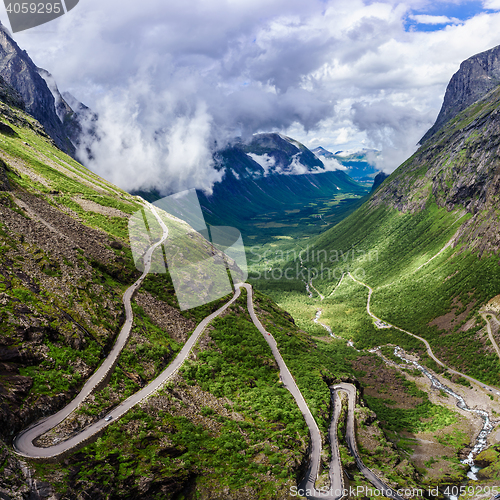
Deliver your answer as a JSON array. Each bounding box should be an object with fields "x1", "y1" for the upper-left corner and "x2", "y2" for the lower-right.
[
  {"x1": 201, "y1": 181, "x2": 369, "y2": 245},
  {"x1": 435, "y1": 428, "x2": 469, "y2": 450},
  {"x1": 32, "y1": 289, "x2": 332, "y2": 497},
  {"x1": 78, "y1": 303, "x2": 182, "y2": 417},
  {"x1": 252, "y1": 197, "x2": 500, "y2": 386},
  {"x1": 4, "y1": 69, "x2": 500, "y2": 498},
  {"x1": 364, "y1": 394, "x2": 457, "y2": 433},
  {"x1": 57, "y1": 195, "x2": 130, "y2": 241}
]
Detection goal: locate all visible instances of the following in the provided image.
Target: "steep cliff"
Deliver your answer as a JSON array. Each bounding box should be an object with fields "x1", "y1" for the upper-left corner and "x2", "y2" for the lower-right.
[
  {"x1": 421, "y1": 44, "x2": 500, "y2": 144},
  {"x1": 372, "y1": 83, "x2": 500, "y2": 256}
]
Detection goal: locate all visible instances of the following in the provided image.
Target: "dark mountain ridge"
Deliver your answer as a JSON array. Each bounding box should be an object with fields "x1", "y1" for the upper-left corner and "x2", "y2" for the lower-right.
[
  {"x1": 0, "y1": 23, "x2": 75, "y2": 155},
  {"x1": 0, "y1": 23, "x2": 92, "y2": 158},
  {"x1": 137, "y1": 132, "x2": 369, "y2": 241},
  {"x1": 421, "y1": 44, "x2": 500, "y2": 144},
  {"x1": 217, "y1": 133, "x2": 324, "y2": 178}
]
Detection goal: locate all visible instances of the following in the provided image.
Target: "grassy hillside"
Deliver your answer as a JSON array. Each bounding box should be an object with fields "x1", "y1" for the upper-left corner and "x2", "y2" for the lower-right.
[
  {"x1": 255, "y1": 83, "x2": 500, "y2": 387},
  {"x1": 0, "y1": 88, "x2": 426, "y2": 499}
]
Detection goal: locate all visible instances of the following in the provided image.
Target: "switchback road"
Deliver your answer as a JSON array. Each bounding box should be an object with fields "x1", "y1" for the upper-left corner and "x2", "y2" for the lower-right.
[
  {"x1": 333, "y1": 383, "x2": 405, "y2": 500},
  {"x1": 14, "y1": 204, "x2": 171, "y2": 458},
  {"x1": 480, "y1": 311, "x2": 500, "y2": 362},
  {"x1": 15, "y1": 255, "x2": 338, "y2": 500},
  {"x1": 15, "y1": 274, "x2": 349, "y2": 499},
  {"x1": 241, "y1": 283, "x2": 345, "y2": 500},
  {"x1": 348, "y1": 273, "x2": 500, "y2": 397}
]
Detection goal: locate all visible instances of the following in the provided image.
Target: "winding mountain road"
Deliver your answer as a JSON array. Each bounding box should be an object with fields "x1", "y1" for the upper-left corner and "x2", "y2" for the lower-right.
[
  {"x1": 333, "y1": 384, "x2": 405, "y2": 500},
  {"x1": 306, "y1": 275, "x2": 410, "y2": 499},
  {"x1": 15, "y1": 226, "x2": 427, "y2": 500},
  {"x1": 242, "y1": 283, "x2": 347, "y2": 500},
  {"x1": 14, "y1": 204, "x2": 171, "y2": 458},
  {"x1": 348, "y1": 272, "x2": 500, "y2": 396},
  {"x1": 480, "y1": 311, "x2": 500, "y2": 361},
  {"x1": 15, "y1": 284, "x2": 243, "y2": 458},
  {"x1": 14, "y1": 268, "x2": 346, "y2": 500},
  {"x1": 13, "y1": 218, "x2": 337, "y2": 500}
]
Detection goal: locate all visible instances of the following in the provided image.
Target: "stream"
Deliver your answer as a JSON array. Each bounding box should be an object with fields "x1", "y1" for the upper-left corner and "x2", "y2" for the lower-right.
[
  {"x1": 306, "y1": 281, "x2": 496, "y2": 498},
  {"x1": 393, "y1": 347, "x2": 494, "y2": 499},
  {"x1": 393, "y1": 347, "x2": 494, "y2": 467},
  {"x1": 313, "y1": 309, "x2": 332, "y2": 335}
]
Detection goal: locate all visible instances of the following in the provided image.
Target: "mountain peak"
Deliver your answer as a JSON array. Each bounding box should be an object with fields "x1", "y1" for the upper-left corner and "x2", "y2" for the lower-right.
[
  {"x1": 0, "y1": 25, "x2": 81, "y2": 157},
  {"x1": 420, "y1": 44, "x2": 500, "y2": 144},
  {"x1": 312, "y1": 146, "x2": 333, "y2": 157}
]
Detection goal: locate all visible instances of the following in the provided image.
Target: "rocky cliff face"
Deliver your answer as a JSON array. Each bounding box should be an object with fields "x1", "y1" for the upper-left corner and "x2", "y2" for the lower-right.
[
  {"x1": 0, "y1": 74, "x2": 24, "y2": 111},
  {"x1": 37, "y1": 69, "x2": 98, "y2": 157},
  {"x1": 0, "y1": 23, "x2": 81, "y2": 157},
  {"x1": 0, "y1": 158, "x2": 10, "y2": 191},
  {"x1": 371, "y1": 171, "x2": 388, "y2": 193},
  {"x1": 372, "y1": 80, "x2": 500, "y2": 256},
  {"x1": 421, "y1": 44, "x2": 500, "y2": 144}
]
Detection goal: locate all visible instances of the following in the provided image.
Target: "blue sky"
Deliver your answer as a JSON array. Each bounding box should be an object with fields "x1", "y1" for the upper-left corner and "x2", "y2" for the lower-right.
[{"x1": 405, "y1": 1, "x2": 493, "y2": 31}]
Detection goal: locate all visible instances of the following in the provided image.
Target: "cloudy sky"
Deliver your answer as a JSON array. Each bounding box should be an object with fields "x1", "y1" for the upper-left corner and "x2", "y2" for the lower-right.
[{"x1": 4, "y1": 0, "x2": 500, "y2": 193}]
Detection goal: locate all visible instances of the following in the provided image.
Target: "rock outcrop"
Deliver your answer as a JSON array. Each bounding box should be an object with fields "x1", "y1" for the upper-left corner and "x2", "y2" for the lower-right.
[
  {"x1": 0, "y1": 23, "x2": 77, "y2": 156},
  {"x1": 371, "y1": 171, "x2": 388, "y2": 193},
  {"x1": 371, "y1": 53, "x2": 500, "y2": 256},
  {"x1": 0, "y1": 158, "x2": 10, "y2": 191},
  {"x1": 421, "y1": 44, "x2": 500, "y2": 144},
  {"x1": 0, "y1": 22, "x2": 96, "y2": 160},
  {"x1": 0, "y1": 74, "x2": 24, "y2": 110}
]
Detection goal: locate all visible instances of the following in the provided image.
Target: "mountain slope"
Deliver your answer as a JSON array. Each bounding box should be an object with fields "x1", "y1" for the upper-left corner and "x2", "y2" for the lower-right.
[
  {"x1": 0, "y1": 23, "x2": 90, "y2": 157},
  {"x1": 269, "y1": 64, "x2": 500, "y2": 388},
  {"x1": 137, "y1": 133, "x2": 369, "y2": 243},
  {"x1": 0, "y1": 95, "x2": 366, "y2": 500},
  {"x1": 373, "y1": 83, "x2": 500, "y2": 257},
  {"x1": 251, "y1": 49, "x2": 500, "y2": 489}
]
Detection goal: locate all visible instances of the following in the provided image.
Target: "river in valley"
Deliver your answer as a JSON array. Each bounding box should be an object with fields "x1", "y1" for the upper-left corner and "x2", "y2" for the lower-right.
[{"x1": 307, "y1": 281, "x2": 496, "y2": 498}]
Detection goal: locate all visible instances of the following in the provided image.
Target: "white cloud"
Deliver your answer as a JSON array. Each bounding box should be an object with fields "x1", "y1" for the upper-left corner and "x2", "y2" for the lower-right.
[
  {"x1": 484, "y1": 0, "x2": 500, "y2": 10},
  {"x1": 246, "y1": 153, "x2": 276, "y2": 175},
  {"x1": 321, "y1": 157, "x2": 348, "y2": 171},
  {"x1": 7, "y1": 0, "x2": 500, "y2": 192},
  {"x1": 409, "y1": 15, "x2": 461, "y2": 25},
  {"x1": 286, "y1": 154, "x2": 309, "y2": 175}
]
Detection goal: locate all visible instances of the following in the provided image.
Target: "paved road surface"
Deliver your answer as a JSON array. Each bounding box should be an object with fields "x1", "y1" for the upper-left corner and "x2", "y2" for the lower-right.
[
  {"x1": 481, "y1": 311, "x2": 500, "y2": 361},
  {"x1": 15, "y1": 279, "x2": 337, "y2": 500},
  {"x1": 14, "y1": 283, "x2": 242, "y2": 459},
  {"x1": 240, "y1": 283, "x2": 338, "y2": 499},
  {"x1": 14, "y1": 204, "x2": 171, "y2": 458},
  {"x1": 14, "y1": 265, "x2": 413, "y2": 500},
  {"x1": 348, "y1": 273, "x2": 500, "y2": 397},
  {"x1": 334, "y1": 383, "x2": 405, "y2": 500}
]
